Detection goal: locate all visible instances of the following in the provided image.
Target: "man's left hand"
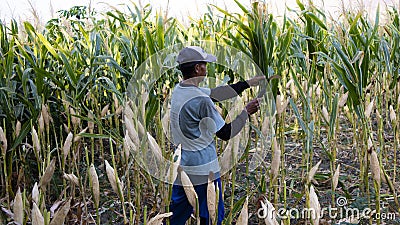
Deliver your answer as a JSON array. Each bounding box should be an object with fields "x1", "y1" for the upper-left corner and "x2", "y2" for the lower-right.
[{"x1": 246, "y1": 76, "x2": 266, "y2": 87}]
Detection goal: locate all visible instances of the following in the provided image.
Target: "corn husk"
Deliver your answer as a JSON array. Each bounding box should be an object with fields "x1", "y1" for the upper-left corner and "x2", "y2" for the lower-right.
[
  {"x1": 286, "y1": 79, "x2": 294, "y2": 89},
  {"x1": 70, "y1": 107, "x2": 80, "y2": 127},
  {"x1": 338, "y1": 92, "x2": 349, "y2": 108},
  {"x1": 123, "y1": 131, "x2": 135, "y2": 161},
  {"x1": 367, "y1": 137, "x2": 373, "y2": 150},
  {"x1": 39, "y1": 158, "x2": 56, "y2": 188},
  {"x1": 276, "y1": 95, "x2": 288, "y2": 115},
  {"x1": 332, "y1": 164, "x2": 340, "y2": 192},
  {"x1": 115, "y1": 106, "x2": 123, "y2": 115},
  {"x1": 270, "y1": 137, "x2": 280, "y2": 181},
  {"x1": 63, "y1": 173, "x2": 79, "y2": 186},
  {"x1": 220, "y1": 134, "x2": 240, "y2": 172},
  {"x1": 307, "y1": 160, "x2": 322, "y2": 184},
  {"x1": 15, "y1": 121, "x2": 21, "y2": 137},
  {"x1": 31, "y1": 202, "x2": 44, "y2": 225},
  {"x1": 137, "y1": 120, "x2": 146, "y2": 138},
  {"x1": 101, "y1": 104, "x2": 110, "y2": 117},
  {"x1": 179, "y1": 168, "x2": 198, "y2": 209},
  {"x1": 105, "y1": 160, "x2": 123, "y2": 195},
  {"x1": 41, "y1": 104, "x2": 51, "y2": 129},
  {"x1": 166, "y1": 145, "x2": 181, "y2": 184},
  {"x1": 261, "y1": 117, "x2": 270, "y2": 137},
  {"x1": 32, "y1": 127, "x2": 40, "y2": 159},
  {"x1": 74, "y1": 127, "x2": 88, "y2": 142},
  {"x1": 38, "y1": 113, "x2": 45, "y2": 134},
  {"x1": 0, "y1": 126, "x2": 7, "y2": 155},
  {"x1": 236, "y1": 197, "x2": 248, "y2": 225},
  {"x1": 322, "y1": 106, "x2": 329, "y2": 123},
  {"x1": 370, "y1": 150, "x2": 381, "y2": 185},
  {"x1": 309, "y1": 185, "x2": 321, "y2": 225},
  {"x1": 261, "y1": 197, "x2": 279, "y2": 225},
  {"x1": 390, "y1": 105, "x2": 397, "y2": 123},
  {"x1": 63, "y1": 124, "x2": 70, "y2": 134},
  {"x1": 89, "y1": 164, "x2": 100, "y2": 207},
  {"x1": 124, "y1": 115, "x2": 140, "y2": 146},
  {"x1": 147, "y1": 132, "x2": 163, "y2": 160},
  {"x1": 207, "y1": 172, "x2": 216, "y2": 223},
  {"x1": 32, "y1": 182, "x2": 39, "y2": 204},
  {"x1": 147, "y1": 212, "x2": 173, "y2": 225},
  {"x1": 315, "y1": 84, "x2": 321, "y2": 98},
  {"x1": 49, "y1": 198, "x2": 71, "y2": 225},
  {"x1": 88, "y1": 111, "x2": 94, "y2": 134},
  {"x1": 63, "y1": 132, "x2": 73, "y2": 161},
  {"x1": 398, "y1": 94, "x2": 400, "y2": 106},
  {"x1": 123, "y1": 101, "x2": 135, "y2": 120},
  {"x1": 162, "y1": 108, "x2": 170, "y2": 137},
  {"x1": 13, "y1": 188, "x2": 23, "y2": 224},
  {"x1": 365, "y1": 99, "x2": 374, "y2": 119}
]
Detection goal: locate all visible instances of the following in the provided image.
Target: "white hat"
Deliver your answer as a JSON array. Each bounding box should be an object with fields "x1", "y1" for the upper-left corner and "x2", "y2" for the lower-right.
[{"x1": 176, "y1": 46, "x2": 217, "y2": 65}]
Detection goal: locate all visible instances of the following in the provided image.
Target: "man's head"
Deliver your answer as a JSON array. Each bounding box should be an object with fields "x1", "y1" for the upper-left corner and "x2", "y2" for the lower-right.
[{"x1": 177, "y1": 46, "x2": 216, "y2": 79}]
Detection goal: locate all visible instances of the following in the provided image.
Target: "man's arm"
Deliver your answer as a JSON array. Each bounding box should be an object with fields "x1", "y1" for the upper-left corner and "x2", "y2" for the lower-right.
[
  {"x1": 210, "y1": 76, "x2": 266, "y2": 102},
  {"x1": 210, "y1": 81, "x2": 249, "y2": 102},
  {"x1": 216, "y1": 98, "x2": 260, "y2": 141}
]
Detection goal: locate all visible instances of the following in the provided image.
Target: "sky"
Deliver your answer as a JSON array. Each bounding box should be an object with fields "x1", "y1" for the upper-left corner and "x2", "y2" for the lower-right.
[{"x1": 0, "y1": 0, "x2": 398, "y2": 24}]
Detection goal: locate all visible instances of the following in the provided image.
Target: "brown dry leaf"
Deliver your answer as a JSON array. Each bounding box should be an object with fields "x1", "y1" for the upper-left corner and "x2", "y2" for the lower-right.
[
  {"x1": 13, "y1": 188, "x2": 23, "y2": 224},
  {"x1": 39, "y1": 158, "x2": 56, "y2": 188},
  {"x1": 236, "y1": 197, "x2": 248, "y2": 225},
  {"x1": 49, "y1": 198, "x2": 71, "y2": 225},
  {"x1": 147, "y1": 212, "x2": 173, "y2": 225}
]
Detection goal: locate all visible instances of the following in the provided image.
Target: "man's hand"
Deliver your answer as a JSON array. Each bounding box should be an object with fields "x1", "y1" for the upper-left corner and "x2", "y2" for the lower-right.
[
  {"x1": 246, "y1": 75, "x2": 266, "y2": 87},
  {"x1": 245, "y1": 98, "x2": 261, "y2": 115}
]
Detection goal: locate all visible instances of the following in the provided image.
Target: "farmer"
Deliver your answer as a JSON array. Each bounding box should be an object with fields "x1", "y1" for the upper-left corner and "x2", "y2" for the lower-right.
[{"x1": 168, "y1": 46, "x2": 264, "y2": 225}]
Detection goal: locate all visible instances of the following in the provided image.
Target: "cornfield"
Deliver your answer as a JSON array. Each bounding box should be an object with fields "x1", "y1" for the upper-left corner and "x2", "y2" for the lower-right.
[{"x1": 0, "y1": 0, "x2": 400, "y2": 224}]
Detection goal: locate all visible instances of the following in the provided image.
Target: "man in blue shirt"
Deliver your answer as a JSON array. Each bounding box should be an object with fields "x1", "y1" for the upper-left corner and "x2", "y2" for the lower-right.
[{"x1": 168, "y1": 46, "x2": 264, "y2": 225}]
